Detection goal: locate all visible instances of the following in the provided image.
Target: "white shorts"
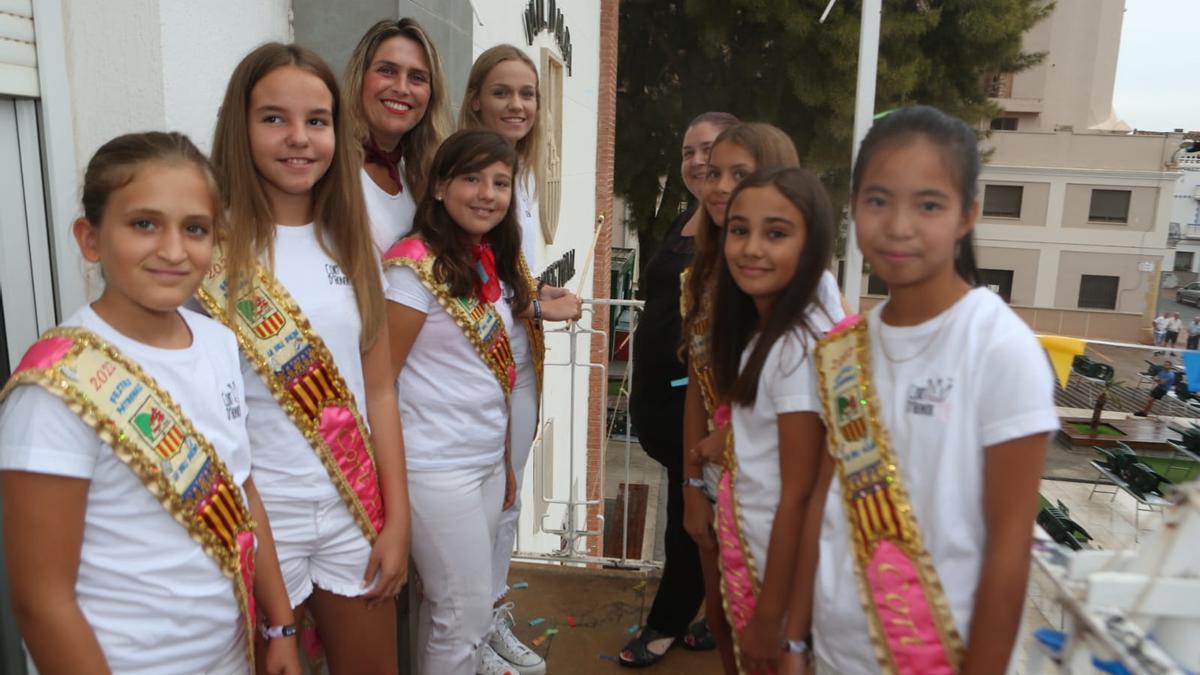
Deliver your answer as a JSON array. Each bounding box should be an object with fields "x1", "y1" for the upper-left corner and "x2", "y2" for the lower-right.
[{"x1": 264, "y1": 495, "x2": 376, "y2": 607}]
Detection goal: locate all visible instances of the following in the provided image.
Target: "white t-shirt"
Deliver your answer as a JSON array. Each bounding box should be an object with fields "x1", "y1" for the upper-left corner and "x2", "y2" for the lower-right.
[
  {"x1": 245, "y1": 224, "x2": 368, "y2": 502},
  {"x1": 385, "y1": 264, "x2": 515, "y2": 471},
  {"x1": 363, "y1": 166, "x2": 416, "y2": 256},
  {"x1": 0, "y1": 306, "x2": 250, "y2": 674},
  {"x1": 1154, "y1": 315, "x2": 1169, "y2": 332},
  {"x1": 732, "y1": 320, "x2": 832, "y2": 576},
  {"x1": 1168, "y1": 316, "x2": 1184, "y2": 333},
  {"x1": 813, "y1": 288, "x2": 1058, "y2": 674}
]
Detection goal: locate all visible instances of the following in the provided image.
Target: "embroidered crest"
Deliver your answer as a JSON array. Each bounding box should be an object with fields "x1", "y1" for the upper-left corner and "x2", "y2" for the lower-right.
[{"x1": 236, "y1": 290, "x2": 285, "y2": 339}]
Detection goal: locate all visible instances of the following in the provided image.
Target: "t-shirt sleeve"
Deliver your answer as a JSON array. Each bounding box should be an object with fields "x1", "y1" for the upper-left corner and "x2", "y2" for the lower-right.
[
  {"x1": 767, "y1": 332, "x2": 823, "y2": 415},
  {"x1": 976, "y1": 319, "x2": 1059, "y2": 448},
  {"x1": 818, "y1": 270, "x2": 846, "y2": 325},
  {"x1": 383, "y1": 265, "x2": 436, "y2": 313},
  {"x1": 0, "y1": 385, "x2": 101, "y2": 479}
]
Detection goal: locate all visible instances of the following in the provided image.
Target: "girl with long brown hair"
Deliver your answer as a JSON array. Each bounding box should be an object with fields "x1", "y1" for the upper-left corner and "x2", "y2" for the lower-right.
[{"x1": 208, "y1": 42, "x2": 408, "y2": 673}]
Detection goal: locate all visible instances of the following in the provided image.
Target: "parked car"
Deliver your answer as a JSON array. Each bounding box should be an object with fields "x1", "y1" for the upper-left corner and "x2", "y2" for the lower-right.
[{"x1": 1176, "y1": 282, "x2": 1200, "y2": 305}]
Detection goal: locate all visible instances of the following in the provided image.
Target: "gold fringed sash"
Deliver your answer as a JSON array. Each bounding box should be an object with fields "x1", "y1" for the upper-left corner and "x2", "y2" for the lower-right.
[
  {"x1": 2, "y1": 328, "x2": 257, "y2": 667},
  {"x1": 814, "y1": 316, "x2": 963, "y2": 674},
  {"x1": 198, "y1": 251, "x2": 384, "y2": 543}
]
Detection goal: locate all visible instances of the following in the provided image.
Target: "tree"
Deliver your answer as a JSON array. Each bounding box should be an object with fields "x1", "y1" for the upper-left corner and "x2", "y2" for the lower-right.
[{"x1": 616, "y1": 0, "x2": 1052, "y2": 272}]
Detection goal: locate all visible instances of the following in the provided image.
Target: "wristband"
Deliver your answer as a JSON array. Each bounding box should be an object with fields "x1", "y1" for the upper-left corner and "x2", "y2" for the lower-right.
[
  {"x1": 783, "y1": 638, "x2": 810, "y2": 654},
  {"x1": 683, "y1": 477, "x2": 706, "y2": 489},
  {"x1": 259, "y1": 623, "x2": 297, "y2": 641},
  {"x1": 533, "y1": 299, "x2": 543, "y2": 321}
]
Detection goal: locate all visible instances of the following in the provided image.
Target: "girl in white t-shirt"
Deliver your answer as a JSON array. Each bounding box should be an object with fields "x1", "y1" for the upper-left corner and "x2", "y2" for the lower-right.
[
  {"x1": 343, "y1": 18, "x2": 453, "y2": 254},
  {"x1": 785, "y1": 106, "x2": 1058, "y2": 675},
  {"x1": 384, "y1": 129, "x2": 579, "y2": 675},
  {"x1": 704, "y1": 168, "x2": 838, "y2": 675},
  {"x1": 0, "y1": 132, "x2": 298, "y2": 675},
  {"x1": 456, "y1": 44, "x2": 582, "y2": 675},
  {"x1": 210, "y1": 43, "x2": 408, "y2": 673}
]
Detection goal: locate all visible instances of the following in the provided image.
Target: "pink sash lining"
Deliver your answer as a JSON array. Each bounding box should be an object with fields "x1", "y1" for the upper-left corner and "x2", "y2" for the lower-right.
[
  {"x1": 866, "y1": 540, "x2": 956, "y2": 673},
  {"x1": 318, "y1": 405, "x2": 385, "y2": 533},
  {"x1": 716, "y1": 469, "x2": 775, "y2": 675}
]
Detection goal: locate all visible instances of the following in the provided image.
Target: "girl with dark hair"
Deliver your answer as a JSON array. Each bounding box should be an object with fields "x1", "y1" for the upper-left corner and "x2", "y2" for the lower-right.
[
  {"x1": 707, "y1": 168, "x2": 839, "y2": 675},
  {"x1": 383, "y1": 129, "x2": 578, "y2": 675},
  {"x1": 786, "y1": 106, "x2": 1057, "y2": 674},
  {"x1": 622, "y1": 111, "x2": 738, "y2": 668}
]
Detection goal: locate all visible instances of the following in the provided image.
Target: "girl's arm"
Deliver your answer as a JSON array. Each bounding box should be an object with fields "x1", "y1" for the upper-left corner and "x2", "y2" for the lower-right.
[
  {"x1": 681, "y1": 371, "x2": 715, "y2": 550},
  {"x1": 243, "y1": 477, "x2": 299, "y2": 675},
  {"x1": 779, "y1": 450, "x2": 834, "y2": 675},
  {"x1": 961, "y1": 432, "x2": 1049, "y2": 675},
  {"x1": 360, "y1": 321, "x2": 411, "y2": 607},
  {"x1": 739, "y1": 411, "x2": 825, "y2": 674},
  {"x1": 514, "y1": 290, "x2": 582, "y2": 322},
  {"x1": 1, "y1": 471, "x2": 111, "y2": 674}
]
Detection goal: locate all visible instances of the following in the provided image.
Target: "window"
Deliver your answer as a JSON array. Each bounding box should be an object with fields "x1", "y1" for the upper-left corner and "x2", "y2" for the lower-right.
[
  {"x1": 985, "y1": 72, "x2": 1014, "y2": 98},
  {"x1": 989, "y1": 117, "x2": 1018, "y2": 131},
  {"x1": 1078, "y1": 274, "x2": 1119, "y2": 310},
  {"x1": 1088, "y1": 189, "x2": 1131, "y2": 224},
  {"x1": 1175, "y1": 251, "x2": 1194, "y2": 272},
  {"x1": 982, "y1": 185, "x2": 1023, "y2": 219},
  {"x1": 978, "y1": 268, "x2": 1014, "y2": 303},
  {"x1": 867, "y1": 273, "x2": 889, "y2": 296}
]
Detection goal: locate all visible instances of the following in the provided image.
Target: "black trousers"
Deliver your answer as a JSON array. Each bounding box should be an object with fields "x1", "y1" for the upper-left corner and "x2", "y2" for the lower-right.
[
  {"x1": 1188, "y1": 334, "x2": 1200, "y2": 350},
  {"x1": 641, "y1": 435, "x2": 705, "y2": 637}
]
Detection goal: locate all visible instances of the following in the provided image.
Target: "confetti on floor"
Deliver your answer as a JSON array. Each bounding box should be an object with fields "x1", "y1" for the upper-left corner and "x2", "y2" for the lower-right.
[
  {"x1": 545, "y1": 628, "x2": 560, "y2": 636},
  {"x1": 626, "y1": 623, "x2": 640, "y2": 634},
  {"x1": 566, "y1": 616, "x2": 577, "y2": 627},
  {"x1": 599, "y1": 655, "x2": 618, "y2": 663},
  {"x1": 528, "y1": 617, "x2": 545, "y2": 626},
  {"x1": 512, "y1": 581, "x2": 529, "y2": 590},
  {"x1": 532, "y1": 635, "x2": 548, "y2": 647}
]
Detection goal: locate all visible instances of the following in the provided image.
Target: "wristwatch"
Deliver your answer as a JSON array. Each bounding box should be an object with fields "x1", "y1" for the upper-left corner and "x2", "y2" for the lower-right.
[
  {"x1": 682, "y1": 477, "x2": 706, "y2": 489},
  {"x1": 783, "y1": 638, "x2": 810, "y2": 654},
  {"x1": 533, "y1": 299, "x2": 543, "y2": 321},
  {"x1": 259, "y1": 623, "x2": 298, "y2": 641}
]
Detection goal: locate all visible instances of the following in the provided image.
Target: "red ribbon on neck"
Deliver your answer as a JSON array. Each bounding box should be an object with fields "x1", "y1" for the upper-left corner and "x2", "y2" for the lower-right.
[
  {"x1": 362, "y1": 137, "x2": 404, "y2": 192},
  {"x1": 470, "y1": 242, "x2": 501, "y2": 303}
]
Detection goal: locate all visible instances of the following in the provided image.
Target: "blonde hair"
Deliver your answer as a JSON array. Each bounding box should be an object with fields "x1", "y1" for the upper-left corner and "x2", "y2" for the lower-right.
[
  {"x1": 211, "y1": 42, "x2": 384, "y2": 349},
  {"x1": 458, "y1": 44, "x2": 544, "y2": 188},
  {"x1": 343, "y1": 18, "x2": 452, "y2": 199},
  {"x1": 682, "y1": 123, "x2": 800, "y2": 342}
]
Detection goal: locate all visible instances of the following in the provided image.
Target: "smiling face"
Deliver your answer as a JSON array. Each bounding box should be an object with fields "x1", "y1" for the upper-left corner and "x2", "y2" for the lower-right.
[
  {"x1": 704, "y1": 141, "x2": 757, "y2": 227},
  {"x1": 472, "y1": 59, "x2": 538, "y2": 145},
  {"x1": 852, "y1": 136, "x2": 975, "y2": 294},
  {"x1": 437, "y1": 160, "x2": 514, "y2": 242},
  {"x1": 360, "y1": 36, "x2": 432, "y2": 150},
  {"x1": 680, "y1": 121, "x2": 721, "y2": 200},
  {"x1": 76, "y1": 161, "x2": 217, "y2": 320},
  {"x1": 724, "y1": 184, "x2": 808, "y2": 311},
  {"x1": 247, "y1": 65, "x2": 335, "y2": 222}
]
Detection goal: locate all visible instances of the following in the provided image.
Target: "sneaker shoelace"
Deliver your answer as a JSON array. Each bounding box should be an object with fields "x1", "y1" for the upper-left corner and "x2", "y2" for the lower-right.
[{"x1": 492, "y1": 603, "x2": 537, "y2": 658}]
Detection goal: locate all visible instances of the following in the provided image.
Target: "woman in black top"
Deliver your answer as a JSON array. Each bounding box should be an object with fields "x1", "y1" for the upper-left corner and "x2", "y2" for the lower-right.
[{"x1": 622, "y1": 112, "x2": 738, "y2": 669}]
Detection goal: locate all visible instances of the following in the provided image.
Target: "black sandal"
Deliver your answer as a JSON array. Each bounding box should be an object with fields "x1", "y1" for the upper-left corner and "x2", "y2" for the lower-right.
[
  {"x1": 681, "y1": 618, "x2": 716, "y2": 651},
  {"x1": 618, "y1": 626, "x2": 675, "y2": 667}
]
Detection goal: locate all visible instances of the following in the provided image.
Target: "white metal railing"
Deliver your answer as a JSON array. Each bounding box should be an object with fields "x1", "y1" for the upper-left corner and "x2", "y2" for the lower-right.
[{"x1": 511, "y1": 297, "x2": 663, "y2": 569}]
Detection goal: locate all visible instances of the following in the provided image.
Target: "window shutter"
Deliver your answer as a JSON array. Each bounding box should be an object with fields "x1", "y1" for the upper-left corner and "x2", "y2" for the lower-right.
[{"x1": 0, "y1": 0, "x2": 37, "y2": 97}]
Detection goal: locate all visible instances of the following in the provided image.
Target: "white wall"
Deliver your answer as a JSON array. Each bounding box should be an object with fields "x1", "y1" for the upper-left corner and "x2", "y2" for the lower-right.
[{"x1": 470, "y1": 0, "x2": 602, "y2": 555}]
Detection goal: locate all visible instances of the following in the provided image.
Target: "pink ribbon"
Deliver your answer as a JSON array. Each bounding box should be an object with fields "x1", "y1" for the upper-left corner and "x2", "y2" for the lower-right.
[
  {"x1": 13, "y1": 336, "x2": 75, "y2": 374},
  {"x1": 864, "y1": 540, "x2": 956, "y2": 674},
  {"x1": 318, "y1": 405, "x2": 385, "y2": 534}
]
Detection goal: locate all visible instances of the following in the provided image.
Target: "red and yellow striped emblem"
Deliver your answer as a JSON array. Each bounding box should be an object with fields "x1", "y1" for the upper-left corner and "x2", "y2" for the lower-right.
[
  {"x1": 254, "y1": 311, "x2": 286, "y2": 339},
  {"x1": 286, "y1": 363, "x2": 338, "y2": 419},
  {"x1": 198, "y1": 481, "x2": 244, "y2": 548},
  {"x1": 841, "y1": 417, "x2": 868, "y2": 441},
  {"x1": 154, "y1": 425, "x2": 185, "y2": 459}
]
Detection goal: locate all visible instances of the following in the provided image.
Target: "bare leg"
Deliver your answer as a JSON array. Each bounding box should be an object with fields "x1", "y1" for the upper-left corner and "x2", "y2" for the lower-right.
[
  {"x1": 699, "y1": 542, "x2": 737, "y2": 674},
  {"x1": 307, "y1": 589, "x2": 398, "y2": 675}
]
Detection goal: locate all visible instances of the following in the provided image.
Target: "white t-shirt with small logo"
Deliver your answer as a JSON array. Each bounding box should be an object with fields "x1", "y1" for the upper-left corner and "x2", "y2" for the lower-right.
[
  {"x1": 384, "y1": 265, "x2": 515, "y2": 471},
  {"x1": 363, "y1": 166, "x2": 416, "y2": 256},
  {"x1": 813, "y1": 288, "x2": 1058, "y2": 674},
  {"x1": 0, "y1": 306, "x2": 250, "y2": 674},
  {"x1": 244, "y1": 224, "x2": 368, "y2": 502}
]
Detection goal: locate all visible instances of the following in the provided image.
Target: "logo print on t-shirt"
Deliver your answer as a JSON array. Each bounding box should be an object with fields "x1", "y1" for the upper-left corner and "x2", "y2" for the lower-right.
[
  {"x1": 905, "y1": 377, "x2": 953, "y2": 417},
  {"x1": 325, "y1": 264, "x2": 351, "y2": 287},
  {"x1": 222, "y1": 381, "x2": 243, "y2": 421}
]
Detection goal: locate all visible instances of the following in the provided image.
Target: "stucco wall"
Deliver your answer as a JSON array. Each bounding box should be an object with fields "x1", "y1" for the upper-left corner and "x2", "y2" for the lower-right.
[{"x1": 976, "y1": 245, "x2": 1040, "y2": 305}]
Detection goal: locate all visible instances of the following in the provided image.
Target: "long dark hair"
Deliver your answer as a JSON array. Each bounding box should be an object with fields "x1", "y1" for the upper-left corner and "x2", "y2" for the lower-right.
[
  {"x1": 711, "y1": 168, "x2": 835, "y2": 406},
  {"x1": 851, "y1": 105, "x2": 981, "y2": 286},
  {"x1": 411, "y1": 129, "x2": 532, "y2": 314}
]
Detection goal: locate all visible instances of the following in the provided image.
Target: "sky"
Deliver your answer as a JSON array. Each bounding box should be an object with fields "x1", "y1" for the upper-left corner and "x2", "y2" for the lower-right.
[{"x1": 1112, "y1": 0, "x2": 1200, "y2": 133}]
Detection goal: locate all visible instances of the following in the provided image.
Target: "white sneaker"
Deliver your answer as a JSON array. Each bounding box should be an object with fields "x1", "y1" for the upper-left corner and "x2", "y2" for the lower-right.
[
  {"x1": 478, "y1": 643, "x2": 518, "y2": 675},
  {"x1": 488, "y1": 602, "x2": 547, "y2": 675}
]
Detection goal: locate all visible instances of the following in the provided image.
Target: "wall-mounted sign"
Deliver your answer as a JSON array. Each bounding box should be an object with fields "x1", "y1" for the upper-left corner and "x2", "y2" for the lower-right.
[
  {"x1": 522, "y1": 0, "x2": 573, "y2": 75},
  {"x1": 538, "y1": 249, "x2": 576, "y2": 288}
]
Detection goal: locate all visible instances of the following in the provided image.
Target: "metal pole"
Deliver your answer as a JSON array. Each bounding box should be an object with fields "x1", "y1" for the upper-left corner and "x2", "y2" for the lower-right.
[{"x1": 843, "y1": 0, "x2": 882, "y2": 313}]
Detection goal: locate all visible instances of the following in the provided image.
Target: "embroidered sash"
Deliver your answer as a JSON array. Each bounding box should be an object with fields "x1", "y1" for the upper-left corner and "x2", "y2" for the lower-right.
[
  {"x1": 197, "y1": 251, "x2": 384, "y2": 543},
  {"x1": 517, "y1": 251, "x2": 545, "y2": 394},
  {"x1": 1, "y1": 328, "x2": 257, "y2": 666},
  {"x1": 715, "y1": 432, "x2": 772, "y2": 675},
  {"x1": 384, "y1": 237, "x2": 518, "y2": 399},
  {"x1": 814, "y1": 316, "x2": 964, "y2": 673}
]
